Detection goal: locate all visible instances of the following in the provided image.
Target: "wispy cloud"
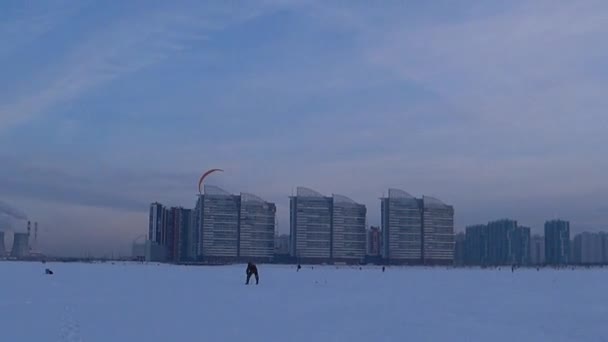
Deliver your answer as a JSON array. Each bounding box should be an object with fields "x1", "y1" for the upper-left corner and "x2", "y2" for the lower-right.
[{"x1": 0, "y1": 2, "x2": 276, "y2": 130}]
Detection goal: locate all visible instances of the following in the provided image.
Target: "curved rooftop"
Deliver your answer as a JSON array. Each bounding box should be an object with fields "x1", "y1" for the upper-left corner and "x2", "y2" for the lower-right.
[
  {"x1": 333, "y1": 194, "x2": 358, "y2": 205},
  {"x1": 423, "y1": 195, "x2": 450, "y2": 208},
  {"x1": 297, "y1": 187, "x2": 324, "y2": 197},
  {"x1": 388, "y1": 188, "x2": 415, "y2": 199},
  {"x1": 241, "y1": 192, "x2": 267, "y2": 203},
  {"x1": 204, "y1": 185, "x2": 232, "y2": 196}
]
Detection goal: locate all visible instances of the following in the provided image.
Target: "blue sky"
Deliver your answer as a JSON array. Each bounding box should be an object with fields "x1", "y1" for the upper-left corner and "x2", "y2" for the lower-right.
[{"x1": 1, "y1": 1, "x2": 607, "y2": 257}]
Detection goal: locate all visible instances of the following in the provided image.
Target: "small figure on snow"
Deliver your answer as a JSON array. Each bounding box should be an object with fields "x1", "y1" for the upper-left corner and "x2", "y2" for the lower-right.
[
  {"x1": 382, "y1": 266, "x2": 386, "y2": 272},
  {"x1": 297, "y1": 264, "x2": 302, "y2": 272},
  {"x1": 45, "y1": 268, "x2": 54, "y2": 275},
  {"x1": 246, "y1": 262, "x2": 259, "y2": 285}
]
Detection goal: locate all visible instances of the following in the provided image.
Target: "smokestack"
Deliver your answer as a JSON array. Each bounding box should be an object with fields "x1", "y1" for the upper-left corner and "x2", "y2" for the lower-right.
[{"x1": 27, "y1": 221, "x2": 31, "y2": 235}]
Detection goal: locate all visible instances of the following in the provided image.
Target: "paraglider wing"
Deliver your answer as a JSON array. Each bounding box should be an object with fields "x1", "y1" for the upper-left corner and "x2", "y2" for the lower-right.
[{"x1": 198, "y1": 168, "x2": 224, "y2": 194}]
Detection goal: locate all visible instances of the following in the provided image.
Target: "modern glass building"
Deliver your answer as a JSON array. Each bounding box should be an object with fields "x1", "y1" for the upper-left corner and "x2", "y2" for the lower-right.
[
  {"x1": 422, "y1": 196, "x2": 455, "y2": 264},
  {"x1": 545, "y1": 220, "x2": 570, "y2": 265},
  {"x1": 239, "y1": 192, "x2": 276, "y2": 261},
  {"x1": 331, "y1": 194, "x2": 366, "y2": 262},
  {"x1": 290, "y1": 187, "x2": 333, "y2": 261},
  {"x1": 381, "y1": 189, "x2": 423, "y2": 264}
]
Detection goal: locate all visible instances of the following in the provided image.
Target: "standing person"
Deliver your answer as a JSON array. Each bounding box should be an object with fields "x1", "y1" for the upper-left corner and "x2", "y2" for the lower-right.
[{"x1": 246, "y1": 262, "x2": 259, "y2": 285}]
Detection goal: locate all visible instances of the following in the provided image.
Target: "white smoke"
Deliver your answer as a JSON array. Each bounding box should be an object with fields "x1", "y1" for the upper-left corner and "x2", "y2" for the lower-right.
[{"x1": 0, "y1": 200, "x2": 27, "y2": 220}]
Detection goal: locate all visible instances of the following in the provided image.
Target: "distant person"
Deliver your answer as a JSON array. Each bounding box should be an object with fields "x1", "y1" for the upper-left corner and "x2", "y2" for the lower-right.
[
  {"x1": 382, "y1": 266, "x2": 386, "y2": 272},
  {"x1": 246, "y1": 262, "x2": 259, "y2": 285},
  {"x1": 297, "y1": 264, "x2": 302, "y2": 272},
  {"x1": 45, "y1": 268, "x2": 53, "y2": 275}
]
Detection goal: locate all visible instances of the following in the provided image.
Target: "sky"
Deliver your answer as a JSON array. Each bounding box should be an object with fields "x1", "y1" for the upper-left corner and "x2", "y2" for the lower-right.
[{"x1": 1, "y1": 0, "x2": 607, "y2": 257}]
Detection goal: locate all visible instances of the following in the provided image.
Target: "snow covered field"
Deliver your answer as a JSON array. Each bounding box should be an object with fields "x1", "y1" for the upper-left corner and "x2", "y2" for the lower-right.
[{"x1": 1, "y1": 262, "x2": 607, "y2": 342}]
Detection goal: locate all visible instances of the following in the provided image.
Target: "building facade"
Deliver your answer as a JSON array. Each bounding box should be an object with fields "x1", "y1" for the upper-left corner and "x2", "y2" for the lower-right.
[
  {"x1": 545, "y1": 220, "x2": 570, "y2": 265},
  {"x1": 149, "y1": 202, "x2": 165, "y2": 244},
  {"x1": 195, "y1": 186, "x2": 276, "y2": 262},
  {"x1": 381, "y1": 189, "x2": 454, "y2": 265},
  {"x1": 422, "y1": 196, "x2": 455, "y2": 264},
  {"x1": 239, "y1": 193, "x2": 276, "y2": 262},
  {"x1": 0, "y1": 231, "x2": 5, "y2": 256},
  {"x1": 381, "y1": 189, "x2": 422, "y2": 264},
  {"x1": 465, "y1": 225, "x2": 488, "y2": 265},
  {"x1": 465, "y1": 220, "x2": 530, "y2": 266},
  {"x1": 289, "y1": 187, "x2": 367, "y2": 264},
  {"x1": 331, "y1": 194, "x2": 366, "y2": 262},
  {"x1": 290, "y1": 187, "x2": 332, "y2": 261},
  {"x1": 454, "y1": 232, "x2": 466, "y2": 266},
  {"x1": 572, "y1": 232, "x2": 605, "y2": 265},
  {"x1": 368, "y1": 226, "x2": 381, "y2": 256},
  {"x1": 530, "y1": 234, "x2": 545, "y2": 265}
]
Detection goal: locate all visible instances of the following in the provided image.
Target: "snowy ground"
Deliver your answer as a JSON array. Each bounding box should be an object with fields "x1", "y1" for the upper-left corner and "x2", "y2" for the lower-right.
[{"x1": 1, "y1": 262, "x2": 607, "y2": 342}]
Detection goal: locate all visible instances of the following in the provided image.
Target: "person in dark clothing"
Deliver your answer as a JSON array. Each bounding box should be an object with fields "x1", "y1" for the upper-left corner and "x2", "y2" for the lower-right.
[{"x1": 246, "y1": 262, "x2": 259, "y2": 285}]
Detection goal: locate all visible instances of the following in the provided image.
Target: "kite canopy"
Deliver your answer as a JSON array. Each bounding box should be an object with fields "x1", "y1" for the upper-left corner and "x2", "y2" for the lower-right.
[{"x1": 198, "y1": 169, "x2": 224, "y2": 194}]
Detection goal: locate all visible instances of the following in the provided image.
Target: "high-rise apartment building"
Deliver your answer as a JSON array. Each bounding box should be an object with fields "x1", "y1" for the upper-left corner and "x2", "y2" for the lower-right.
[
  {"x1": 465, "y1": 220, "x2": 530, "y2": 266},
  {"x1": 239, "y1": 193, "x2": 276, "y2": 261},
  {"x1": 422, "y1": 196, "x2": 455, "y2": 264},
  {"x1": 290, "y1": 187, "x2": 332, "y2": 261},
  {"x1": 289, "y1": 187, "x2": 366, "y2": 263},
  {"x1": 149, "y1": 202, "x2": 165, "y2": 244},
  {"x1": 331, "y1": 194, "x2": 366, "y2": 262},
  {"x1": 545, "y1": 220, "x2": 570, "y2": 265},
  {"x1": 0, "y1": 231, "x2": 5, "y2": 256},
  {"x1": 381, "y1": 189, "x2": 422, "y2": 264},
  {"x1": 454, "y1": 232, "x2": 466, "y2": 266},
  {"x1": 465, "y1": 224, "x2": 488, "y2": 265},
  {"x1": 530, "y1": 234, "x2": 545, "y2": 265},
  {"x1": 572, "y1": 232, "x2": 605, "y2": 265},
  {"x1": 194, "y1": 186, "x2": 276, "y2": 262},
  {"x1": 368, "y1": 226, "x2": 381, "y2": 256},
  {"x1": 381, "y1": 189, "x2": 454, "y2": 265}
]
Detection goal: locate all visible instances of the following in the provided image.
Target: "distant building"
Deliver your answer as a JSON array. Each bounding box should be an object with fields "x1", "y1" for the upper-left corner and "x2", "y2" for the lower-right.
[
  {"x1": 289, "y1": 187, "x2": 366, "y2": 264},
  {"x1": 0, "y1": 231, "x2": 5, "y2": 256},
  {"x1": 465, "y1": 220, "x2": 530, "y2": 266},
  {"x1": 149, "y1": 202, "x2": 165, "y2": 244},
  {"x1": 239, "y1": 193, "x2": 276, "y2": 261},
  {"x1": 454, "y1": 232, "x2": 466, "y2": 266},
  {"x1": 486, "y1": 219, "x2": 517, "y2": 265},
  {"x1": 166, "y1": 207, "x2": 192, "y2": 263},
  {"x1": 511, "y1": 226, "x2": 531, "y2": 265},
  {"x1": 572, "y1": 232, "x2": 605, "y2": 265},
  {"x1": 381, "y1": 189, "x2": 423, "y2": 264},
  {"x1": 195, "y1": 186, "x2": 276, "y2": 263},
  {"x1": 275, "y1": 234, "x2": 290, "y2": 255},
  {"x1": 381, "y1": 189, "x2": 454, "y2": 265},
  {"x1": 331, "y1": 194, "x2": 366, "y2": 263},
  {"x1": 421, "y1": 196, "x2": 455, "y2": 264},
  {"x1": 368, "y1": 226, "x2": 381, "y2": 256},
  {"x1": 290, "y1": 187, "x2": 332, "y2": 261},
  {"x1": 145, "y1": 240, "x2": 166, "y2": 262},
  {"x1": 530, "y1": 234, "x2": 545, "y2": 265},
  {"x1": 465, "y1": 225, "x2": 488, "y2": 265},
  {"x1": 545, "y1": 220, "x2": 570, "y2": 265},
  {"x1": 603, "y1": 232, "x2": 608, "y2": 264}
]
